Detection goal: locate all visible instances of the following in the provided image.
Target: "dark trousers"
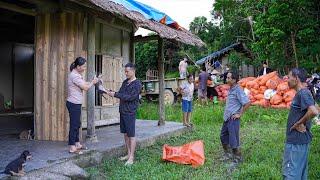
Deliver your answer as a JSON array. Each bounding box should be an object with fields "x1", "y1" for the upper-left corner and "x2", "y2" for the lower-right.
[
  {"x1": 66, "y1": 101, "x2": 82, "y2": 145},
  {"x1": 207, "y1": 86, "x2": 218, "y2": 99},
  {"x1": 220, "y1": 118, "x2": 240, "y2": 149}
]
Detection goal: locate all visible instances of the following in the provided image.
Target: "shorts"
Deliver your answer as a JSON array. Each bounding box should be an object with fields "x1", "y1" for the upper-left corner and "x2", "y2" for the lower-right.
[
  {"x1": 120, "y1": 113, "x2": 136, "y2": 137},
  {"x1": 198, "y1": 89, "x2": 207, "y2": 99},
  {"x1": 182, "y1": 100, "x2": 192, "y2": 112},
  {"x1": 282, "y1": 143, "x2": 309, "y2": 180}
]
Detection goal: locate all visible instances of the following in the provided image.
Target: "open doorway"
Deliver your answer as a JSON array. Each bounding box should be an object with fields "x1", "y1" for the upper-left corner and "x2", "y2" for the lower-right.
[{"x1": 0, "y1": 8, "x2": 35, "y2": 136}]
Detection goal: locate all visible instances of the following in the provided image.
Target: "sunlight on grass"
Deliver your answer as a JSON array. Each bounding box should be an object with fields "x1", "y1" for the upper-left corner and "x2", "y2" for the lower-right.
[{"x1": 88, "y1": 102, "x2": 320, "y2": 179}]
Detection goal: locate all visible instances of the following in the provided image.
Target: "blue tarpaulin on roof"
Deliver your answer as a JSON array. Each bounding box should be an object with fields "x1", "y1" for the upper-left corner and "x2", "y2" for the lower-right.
[
  {"x1": 196, "y1": 42, "x2": 242, "y2": 65},
  {"x1": 110, "y1": 0, "x2": 177, "y2": 26}
]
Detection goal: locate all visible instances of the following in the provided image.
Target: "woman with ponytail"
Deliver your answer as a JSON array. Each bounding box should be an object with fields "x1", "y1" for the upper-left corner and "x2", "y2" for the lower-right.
[{"x1": 66, "y1": 57, "x2": 98, "y2": 154}]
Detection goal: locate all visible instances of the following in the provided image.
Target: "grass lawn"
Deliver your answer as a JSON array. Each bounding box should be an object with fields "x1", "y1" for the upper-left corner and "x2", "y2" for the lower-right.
[{"x1": 87, "y1": 101, "x2": 320, "y2": 179}]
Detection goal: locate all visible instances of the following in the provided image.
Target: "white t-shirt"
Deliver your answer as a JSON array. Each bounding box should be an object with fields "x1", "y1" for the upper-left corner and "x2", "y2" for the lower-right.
[
  {"x1": 180, "y1": 82, "x2": 194, "y2": 101},
  {"x1": 179, "y1": 61, "x2": 188, "y2": 73},
  {"x1": 263, "y1": 68, "x2": 267, "y2": 75}
]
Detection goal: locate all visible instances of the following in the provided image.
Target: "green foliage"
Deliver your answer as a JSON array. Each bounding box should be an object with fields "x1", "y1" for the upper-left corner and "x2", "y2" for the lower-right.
[
  {"x1": 213, "y1": 0, "x2": 320, "y2": 73},
  {"x1": 164, "y1": 71, "x2": 179, "y2": 79},
  {"x1": 187, "y1": 65, "x2": 200, "y2": 76},
  {"x1": 135, "y1": 41, "x2": 158, "y2": 79},
  {"x1": 135, "y1": 0, "x2": 320, "y2": 79},
  {"x1": 87, "y1": 102, "x2": 320, "y2": 179}
]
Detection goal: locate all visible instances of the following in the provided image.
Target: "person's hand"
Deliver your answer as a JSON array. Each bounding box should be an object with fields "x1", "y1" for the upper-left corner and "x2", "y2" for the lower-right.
[
  {"x1": 231, "y1": 114, "x2": 241, "y2": 120},
  {"x1": 106, "y1": 90, "x2": 115, "y2": 97},
  {"x1": 290, "y1": 123, "x2": 306, "y2": 133},
  {"x1": 92, "y1": 77, "x2": 99, "y2": 85}
]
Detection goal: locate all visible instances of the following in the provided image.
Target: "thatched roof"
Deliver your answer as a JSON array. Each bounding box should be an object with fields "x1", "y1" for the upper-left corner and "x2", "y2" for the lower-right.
[{"x1": 87, "y1": 0, "x2": 205, "y2": 47}]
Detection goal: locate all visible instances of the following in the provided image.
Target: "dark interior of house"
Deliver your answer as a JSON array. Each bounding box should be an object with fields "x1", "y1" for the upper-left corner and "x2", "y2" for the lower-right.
[{"x1": 0, "y1": 7, "x2": 35, "y2": 136}]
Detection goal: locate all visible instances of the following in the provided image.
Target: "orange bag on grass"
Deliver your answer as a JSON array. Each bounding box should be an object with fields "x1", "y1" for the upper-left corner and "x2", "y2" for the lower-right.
[{"x1": 162, "y1": 140, "x2": 205, "y2": 168}]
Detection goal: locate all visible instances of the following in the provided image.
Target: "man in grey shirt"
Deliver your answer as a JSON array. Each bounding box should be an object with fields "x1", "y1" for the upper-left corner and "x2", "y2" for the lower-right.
[
  {"x1": 220, "y1": 71, "x2": 250, "y2": 163},
  {"x1": 282, "y1": 68, "x2": 318, "y2": 179}
]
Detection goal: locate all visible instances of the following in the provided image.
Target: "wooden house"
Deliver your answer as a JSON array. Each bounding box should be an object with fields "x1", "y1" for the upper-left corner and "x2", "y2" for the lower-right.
[{"x1": 0, "y1": 0, "x2": 204, "y2": 141}]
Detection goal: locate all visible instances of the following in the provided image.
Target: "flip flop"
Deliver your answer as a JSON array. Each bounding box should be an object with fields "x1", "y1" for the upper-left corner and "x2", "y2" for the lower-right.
[
  {"x1": 119, "y1": 155, "x2": 129, "y2": 161},
  {"x1": 69, "y1": 150, "x2": 83, "y2": 155},
  {"x1": 76, "y1": 145, "x2": 88, "y2": 150},
  {"x1": 125, "y1": 160, "x2": 134, "y2": 166}
]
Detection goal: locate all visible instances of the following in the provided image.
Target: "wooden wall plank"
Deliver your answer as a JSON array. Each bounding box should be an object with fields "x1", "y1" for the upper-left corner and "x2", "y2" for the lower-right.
[
  {"x1": 42, "y1": 13, "x2": 50, "y2": 140},
  {"x1": 57, "y1": 12, "x2": 67, "y2": 141},
  {"x1": 35, "y1": 12, "x2": 85, "y2": 141},
  {"x1": 35, "y1": 15, "x2": 44, "y2": 140}
]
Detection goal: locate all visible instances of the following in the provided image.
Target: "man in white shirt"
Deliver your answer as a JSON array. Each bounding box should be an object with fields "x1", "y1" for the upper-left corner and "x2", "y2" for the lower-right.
[
  {"x1": 179, "y1": 57, "x2": 188, "y2": 79},
  {"x1": 258, "y1": 61, "x2": 272, "y2": 76}
]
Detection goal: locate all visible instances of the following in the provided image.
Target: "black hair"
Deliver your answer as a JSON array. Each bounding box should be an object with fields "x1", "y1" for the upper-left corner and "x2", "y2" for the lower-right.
[
  {"x1": 229, "y1": 71, "x2": 239, "y2": 82},
  {"x1": 291, "y1": 68, "x2": 307, "y2": 82},
  {"x1": 70, "y1": 57, "x2": 86, "y2": 71},
  {"x1": 263, "y1": 61, "x2": 267, "y2": 65},
  {"x1": 125, "y1": 63, "x2": 136, "y2": 70},
  {"x1": 201, "y1": 65, "x2": 206, "y2": 71},
  {"x1": 187, "y1": 74, "x2": 193, "y2": 79}
]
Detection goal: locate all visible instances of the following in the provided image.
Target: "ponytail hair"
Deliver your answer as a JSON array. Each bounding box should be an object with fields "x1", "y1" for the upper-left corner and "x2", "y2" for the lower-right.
[{"x1": 70, "y1": 57, "x2": 87, "y2": 71}]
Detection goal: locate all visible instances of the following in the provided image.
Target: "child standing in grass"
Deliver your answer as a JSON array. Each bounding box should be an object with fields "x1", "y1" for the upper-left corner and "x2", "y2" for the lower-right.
[
  {"x1": 180, "y1": 74, "x2": 195, "y2": 127},
  {"x1": 220, "y1": 71, "x2": 250, "y2": 163}
]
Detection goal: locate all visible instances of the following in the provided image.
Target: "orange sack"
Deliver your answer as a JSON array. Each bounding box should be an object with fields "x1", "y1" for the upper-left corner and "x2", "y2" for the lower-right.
[
  {"x1": 283, "y1": 89, "x2": 296, "y2": 102},
  {"x1": 270, "y1": 94, "x2": 283, "y2": 105},
  {"x1": 266, "y1": 77, "x2": 280, "y2": 90},
  {"x1": 277, "y1": 82, "x2": 289, "y2": 95},
  {"x1": 258, "y1": 71, "x2": 277, "y2": 86},
  {"x1": 162, "y1": 140, "x2": 205, "y2": 168}
]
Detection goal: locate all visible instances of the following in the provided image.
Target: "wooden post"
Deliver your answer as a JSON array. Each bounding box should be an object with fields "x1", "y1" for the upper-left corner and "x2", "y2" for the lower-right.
[
  {"x1": 157, "y1": 37, "x2": 165, "y2": 126},
  {"x1": 86, "y1": 14, "x2": 97, "y2": 141},
  {"x1": 130, "y1": 32, "x2": 135, "y2": 63}
]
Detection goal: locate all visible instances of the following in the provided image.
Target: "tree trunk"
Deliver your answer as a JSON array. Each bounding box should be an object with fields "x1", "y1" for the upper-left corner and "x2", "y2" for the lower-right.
[
  {"x1": 86, "y1": 14, "x2": 97, "y2": 141},
  {"x1": 157, "y1": 37, "x2": 165, "y2": 126},
  {"x1": 291, "y1": 31, "x2": 298, "y2": 68}
]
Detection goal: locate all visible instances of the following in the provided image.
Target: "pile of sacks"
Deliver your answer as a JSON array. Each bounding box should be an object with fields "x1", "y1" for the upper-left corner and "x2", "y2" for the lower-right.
[
  {"x1": 215, "y1": 84, "x2": 230, "y2": 102},
  {"x1": 239, "y1": 71, "x2": 296, "y2": 109}
]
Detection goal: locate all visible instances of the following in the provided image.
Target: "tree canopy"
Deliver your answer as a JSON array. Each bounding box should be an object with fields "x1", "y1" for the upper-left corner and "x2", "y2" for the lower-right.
[{"x1": 134, "y1": 0, "x2": 320, "y2": 79}]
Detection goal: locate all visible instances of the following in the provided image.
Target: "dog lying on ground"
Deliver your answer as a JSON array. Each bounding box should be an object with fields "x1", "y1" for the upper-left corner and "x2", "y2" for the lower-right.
[{"x1": 2, "y1": 150, "x2": 32, "y2": 176}]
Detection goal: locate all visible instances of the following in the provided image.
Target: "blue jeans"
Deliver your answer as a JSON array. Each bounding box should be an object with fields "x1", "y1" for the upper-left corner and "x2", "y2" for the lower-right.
[
  {"x1": 182, "y1": 100, "x2": 192, "y2": 112},
  {"x1": 220, "y1": 118, "x2": 240, "y2": 149},
  {"x1": 282, "y1": 143, "x2": 310, "y2": 180}
]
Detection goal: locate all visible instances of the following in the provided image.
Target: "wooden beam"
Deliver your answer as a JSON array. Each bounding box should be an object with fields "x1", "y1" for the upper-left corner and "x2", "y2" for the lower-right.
[
  {"x1": 157, "y1": 37, "x2": 165, "y2": 126},
  {"x1": 86, "y1": 14, "x2": 97, "y2": 141},
  {"x1": 133, "y1": 35, "x2": 159, "y2": 43},
  {"x1": 130, "y1": 31, "x2": 135, "y2": 63},
  {"x1": 0, "y1": 1, "x2": 36, "y2": 16}
]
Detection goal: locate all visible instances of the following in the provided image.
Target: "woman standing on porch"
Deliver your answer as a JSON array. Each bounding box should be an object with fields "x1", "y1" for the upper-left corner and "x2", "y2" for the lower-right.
[{"x1": 66, "y1": 57, "x2": 98, "y2": 154}]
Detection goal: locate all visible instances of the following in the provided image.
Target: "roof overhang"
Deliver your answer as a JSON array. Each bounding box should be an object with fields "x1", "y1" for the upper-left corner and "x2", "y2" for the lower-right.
[{"x1": 86, "y1": 0, "x2": 205, "y2": 47}]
